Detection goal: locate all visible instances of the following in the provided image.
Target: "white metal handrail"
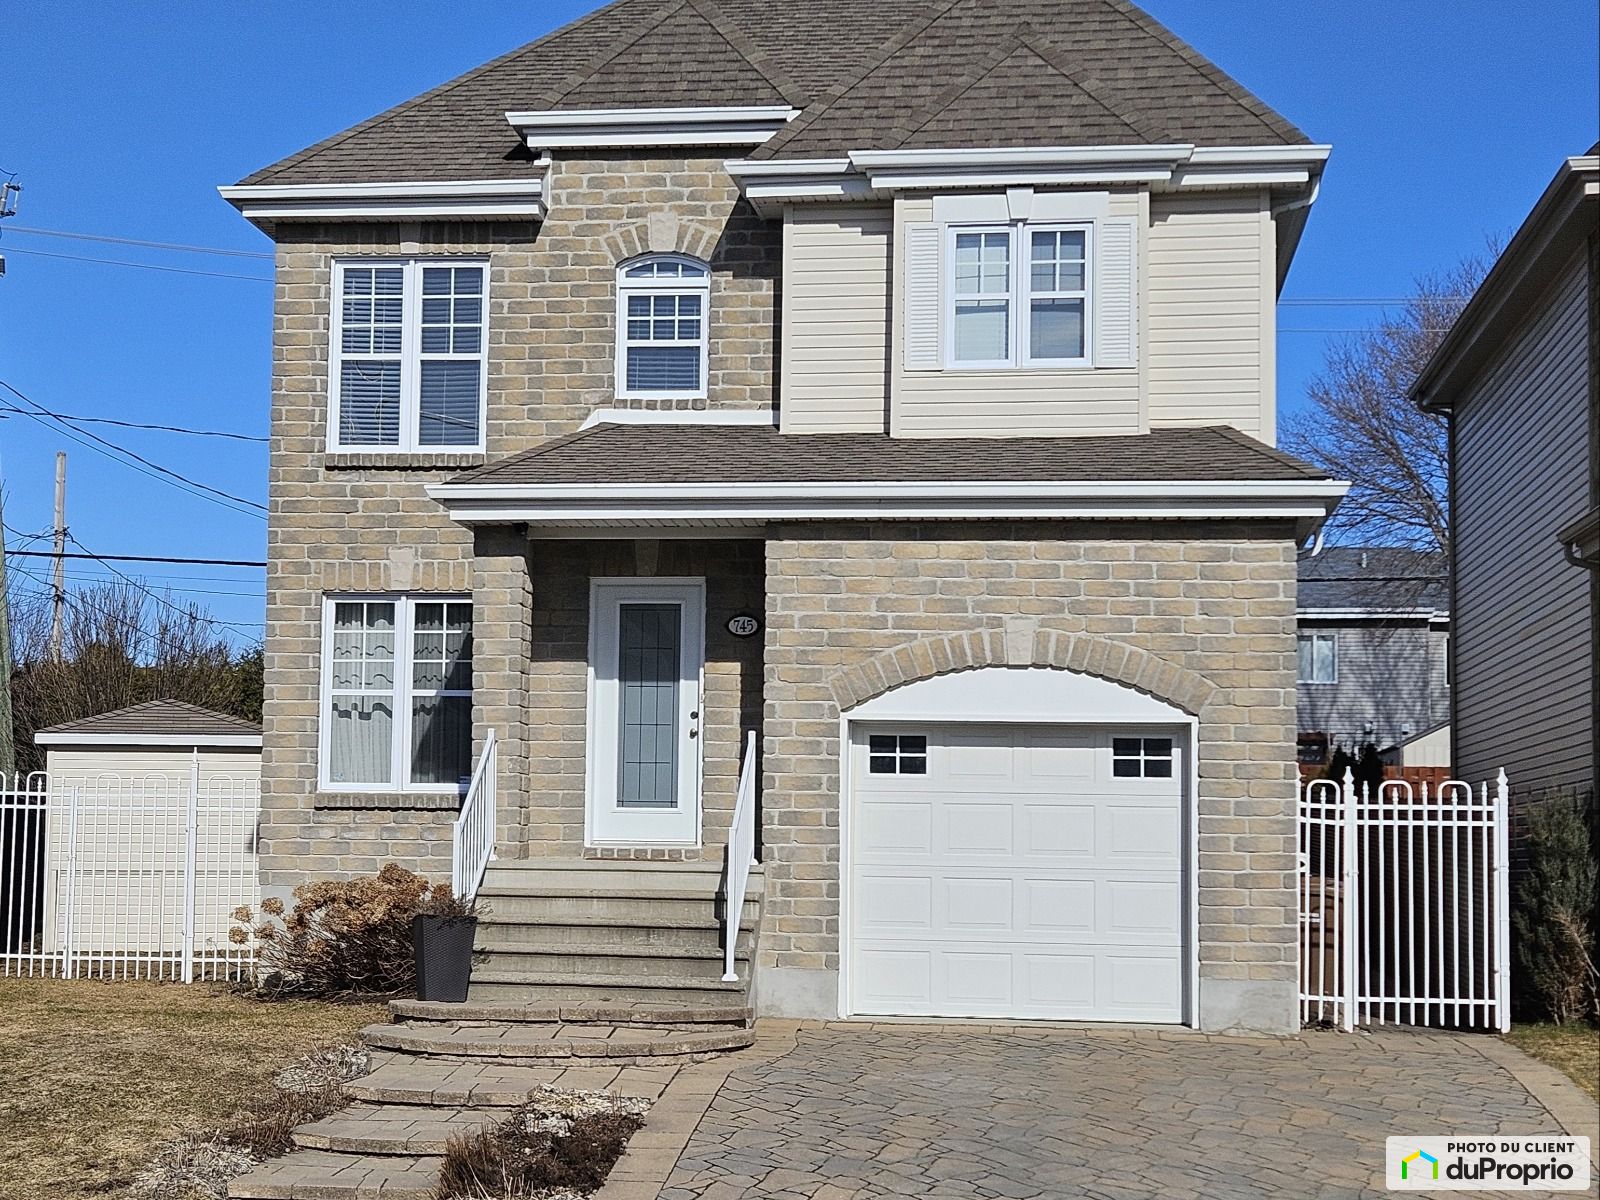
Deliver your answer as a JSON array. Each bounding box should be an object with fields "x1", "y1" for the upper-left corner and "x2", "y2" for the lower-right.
[
  {"x1": 722, "y1": 730, "x2": 758, "y2": 982},
  {"x1": 452, "y1": 729, "x2": 498, "y2": 902}
]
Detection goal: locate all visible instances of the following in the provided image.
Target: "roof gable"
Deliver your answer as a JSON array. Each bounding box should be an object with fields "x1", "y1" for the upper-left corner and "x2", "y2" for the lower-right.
[{"x1": 238, "y1": 0, "x2": 1306, "y2": 186}]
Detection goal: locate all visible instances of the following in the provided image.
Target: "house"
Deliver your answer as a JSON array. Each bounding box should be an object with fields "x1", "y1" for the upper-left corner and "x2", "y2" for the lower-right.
[
  {"x1": 221, "y1": 0, "x2": 1345, "y2": 1034},
  {"x1": 1295, "y1": 546, "x2": 1450, "y2": 768},
  {"x1": 1411, "y1": 147, "x2": 1598, "y2": 807}
]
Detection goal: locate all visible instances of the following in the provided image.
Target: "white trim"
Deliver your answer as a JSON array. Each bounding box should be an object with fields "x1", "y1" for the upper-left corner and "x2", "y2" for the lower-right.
[
  {"x1": 33, "y1": 732, "x2": 261, "y2": 748},
  {"x1": 431, "y1": 478, "x2": 1348, "y2": 503},
  {"x1": 317, "y1": 594, "x2": 474, "y2": 796},
  {"x1": 614, "y1": 254, "x2": 711, "y2": 402},
  {"x1": 218, "y1": 179, "x2": 544, "y2": 222},
  {"x1": 1296, "y1": 607, "x2": 1449, "y2": 621},
  {"x1": 584, "y1": 578, "x2": 706, "y2": 848},
  {"x1": 580, "y1": 407, "x2": 776, "y2": 430},
  {"x1": 508, "y1": 105, "x2": 798, "y2": 149},
  {"x1": 328, "y1": 258, "x2": 489, "y2": 455},
  {"x1": 835, "y1": 666, "x2": 1200, "y2": 1026}
]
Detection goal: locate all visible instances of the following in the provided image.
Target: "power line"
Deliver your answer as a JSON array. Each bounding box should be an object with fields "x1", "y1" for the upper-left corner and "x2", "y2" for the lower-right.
[
  {"x1": 2, "y1": 225, "x2": 273, "y2": 260},
  {"x1": 6, "y1": 549, "x2": 266, "y2": 567},
  {"x1": 0, "y1": 403, "x2": 267, "y2": 443},
  {"x1": 69, "y1": 537, "x2": 266, "y2": 634},
  {"x1": 0, "y1": 246, "x2": 271, "y2": 283},
  {"x1": 0, "y1": 377, "x2": 267, "y2": 518}
]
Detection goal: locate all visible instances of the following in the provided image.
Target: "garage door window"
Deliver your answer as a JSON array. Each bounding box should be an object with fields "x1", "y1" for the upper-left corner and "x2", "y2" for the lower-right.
[
  {"x1": 868, "y1": 734, "x2": 927, "y2": 775},
  {"x1": 1112, "y1": 736, "x2": 1173, "y2": 778}
]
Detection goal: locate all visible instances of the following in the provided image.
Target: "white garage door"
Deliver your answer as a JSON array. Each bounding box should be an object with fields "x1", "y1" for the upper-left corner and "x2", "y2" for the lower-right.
[{"x1": 848, "y1": 723, "x2": 1187, "y2": 1023}]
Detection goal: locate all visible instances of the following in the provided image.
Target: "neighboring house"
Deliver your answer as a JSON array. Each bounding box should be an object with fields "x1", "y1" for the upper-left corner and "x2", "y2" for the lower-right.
[
  {"x1": 221, "y1": 0, "x2": 1345, "y2": 1034},
  {"x1": 33, "y1": 699, "x2": 263, "y2": 784},
  {"x1": 1295, "y1": 546, "x2": 1450, "y2": 766},
  {"x1": 1411, "y1": 147, "x2": 1598, "y2": 807}
]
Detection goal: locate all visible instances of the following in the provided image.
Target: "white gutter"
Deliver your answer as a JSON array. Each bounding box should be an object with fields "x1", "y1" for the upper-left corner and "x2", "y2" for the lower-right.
[
  {"x1": 34, "y1": 732, "x2": 263, "y2": 748},
  {"x1": 507, "y1": 105, "x2": 799, "y2": 149},
  {"x1": 218, "y1": 178, "x2": 546, "y2": 223}
]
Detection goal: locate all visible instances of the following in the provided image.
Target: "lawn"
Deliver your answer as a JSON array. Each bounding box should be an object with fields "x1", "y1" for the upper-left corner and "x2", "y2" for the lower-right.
[
  {"x1": 1506, "y1": 1021, "x2": 1600, "y2": 1100},
  {"x1": 0, "y1": 977, "x2": 387, "y2": 1200}
]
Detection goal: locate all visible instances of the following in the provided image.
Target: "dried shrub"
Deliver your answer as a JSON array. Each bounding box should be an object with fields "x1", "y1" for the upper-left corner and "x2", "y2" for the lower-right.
[
  {"x1": 218, "y1": 1081, "x2": 348, "y2": 1159},
  {"x1": 232, "y1": 863, "x2": 476, "y2": 999},
  {"x1": 437, "y1": 1090, "x2": 649, "y2": 1199},
  {"x1": 1513, "y1": 790, "x2": 1599, "y2": 1024},
  {"x1": 130, "y1": 1135, "x2": 256, "y2": 1200}
]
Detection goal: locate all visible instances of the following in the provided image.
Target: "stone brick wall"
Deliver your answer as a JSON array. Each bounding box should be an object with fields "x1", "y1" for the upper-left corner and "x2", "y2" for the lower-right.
[
  {"x1": 259, "y1": 156, "x2": 778, "y2": 891},
  {"x1": 760, "y1": 520, "x2": 1302, "y2": 1029}
]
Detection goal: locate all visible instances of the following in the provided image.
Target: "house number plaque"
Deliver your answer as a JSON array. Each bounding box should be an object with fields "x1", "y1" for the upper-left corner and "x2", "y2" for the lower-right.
[{"x1": 726, "y1": 614, "x2": 760, "y2": 637}]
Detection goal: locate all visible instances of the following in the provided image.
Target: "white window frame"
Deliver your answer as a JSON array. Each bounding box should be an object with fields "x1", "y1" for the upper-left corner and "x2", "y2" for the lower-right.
[
  {"x1": 615, "y1": 254, "x2": 711, "y2": 401},
  {"x1": 318, "y1": 594, "x2": 474, "y2": 794},
  {"x1": 943, "y1": 221, "x2": 1093, "y2": 371},
  {"x1": 327, "y1": 258, "x2": 489, "y2": 454},
  {"x1": 1297, "y1": 631, "x2": 1338, "y2": 685}
]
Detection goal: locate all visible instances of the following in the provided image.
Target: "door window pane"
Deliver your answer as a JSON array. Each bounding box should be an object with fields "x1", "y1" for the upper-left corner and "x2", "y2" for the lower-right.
[{"x1": 617, "y1": 603, "x2": 681, "y2": 808}]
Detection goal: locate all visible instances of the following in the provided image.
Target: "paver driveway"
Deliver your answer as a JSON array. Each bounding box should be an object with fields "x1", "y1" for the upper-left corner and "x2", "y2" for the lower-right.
[{"x1": 655, "y1": 1022, "x2": 1577, "y2": 1200}]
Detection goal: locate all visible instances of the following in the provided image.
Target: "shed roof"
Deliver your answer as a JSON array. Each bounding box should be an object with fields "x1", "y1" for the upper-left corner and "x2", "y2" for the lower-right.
[{"x1": 34, "y1": 701, "x2": 263, "y2": 748}]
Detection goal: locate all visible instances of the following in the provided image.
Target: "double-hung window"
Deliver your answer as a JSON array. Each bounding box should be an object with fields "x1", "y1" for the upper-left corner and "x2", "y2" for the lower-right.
[
  {"x1": 1297, "y1": 632, "x2": 1337, "y2": 684},
  {"x1": 330, "y1": 260, "x2": 487, "y2": 453},
  {"x1": 616, "y1": 255, "x2": 710, "y2": 399},
  {"x1": 948, "y1": 224, "x2": 1091, "y2": 368},
  {"x1": 322, "y1": 596, "x2": 473, "y2": 792}
]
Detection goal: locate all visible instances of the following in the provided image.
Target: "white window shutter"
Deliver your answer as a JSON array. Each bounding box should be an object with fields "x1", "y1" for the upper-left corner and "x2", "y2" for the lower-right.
[
  {"x1": 902, "y1": 222, "x2": 941, "y2": 370},
  {"x1": 1094, "y1": 217, "x2": 1138, "y2": 368}
]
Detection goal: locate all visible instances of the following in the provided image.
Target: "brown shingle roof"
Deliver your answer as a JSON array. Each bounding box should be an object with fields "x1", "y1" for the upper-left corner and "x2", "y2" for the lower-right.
[
  {"x1": 446, "y1": 424, "x2": 1327, "y2": 487},
  {"x1": 35, "y1": 700, "x2": 262, "y2": 742},
  {"x1": 239, "y1": 0, "x2": 1307, "y2": 186}
]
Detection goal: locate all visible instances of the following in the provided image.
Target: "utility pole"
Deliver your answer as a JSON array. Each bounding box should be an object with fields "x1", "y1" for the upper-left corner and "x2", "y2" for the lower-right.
[{"x1": 50, "y1": 452, "x2": 66, "y2": 662}]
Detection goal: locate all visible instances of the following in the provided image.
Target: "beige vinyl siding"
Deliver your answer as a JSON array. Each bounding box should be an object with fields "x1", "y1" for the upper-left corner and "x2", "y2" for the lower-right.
[
  {"x1": 890, "y1": 193, "x2": 1144, "y2": 438},
  {"x1": 1146, "y1": 190, "x2": 1273, "y2": 440},
  {"x1": 1452, "y1": 248, "x2": 1594, "y2": 795},
  {"x1": 780, "y1": 206, "x2": 892, "y2": 433}
]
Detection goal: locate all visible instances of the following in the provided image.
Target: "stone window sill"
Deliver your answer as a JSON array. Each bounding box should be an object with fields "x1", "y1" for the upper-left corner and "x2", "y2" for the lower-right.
[
  {"x1": 313, "y1": 792, "x2": 463, "y2": 812},
  {"x1": 321, "y1": 452, "x2": 487, "y2": 472}
]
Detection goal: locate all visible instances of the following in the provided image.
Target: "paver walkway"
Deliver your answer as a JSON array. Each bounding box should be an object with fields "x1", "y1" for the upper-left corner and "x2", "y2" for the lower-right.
[{"x1": 654, "y1": 1022, "x2": 1586, "y2": 1200}]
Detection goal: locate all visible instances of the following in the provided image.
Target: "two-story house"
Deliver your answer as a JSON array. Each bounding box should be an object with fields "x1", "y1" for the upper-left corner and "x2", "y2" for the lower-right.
[
  {"x1": 1411, "y1": 147, "x2": 1597, "y2": 808},
  {"x1": 223, "y1": 0, "x2": 1344, "y2": 1035},
  {"x1": 1295, "y1": 546, "x2": 1450, "y2": 769}
]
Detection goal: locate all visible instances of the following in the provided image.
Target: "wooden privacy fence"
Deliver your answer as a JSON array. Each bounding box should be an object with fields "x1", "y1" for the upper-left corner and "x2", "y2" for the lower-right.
[
  {"x1": 1299, "y1": 771, "x2": 1509, "y2": 1032},
  {"x1": 0, "y1": 762, "x2": 260, "y2": 982}
]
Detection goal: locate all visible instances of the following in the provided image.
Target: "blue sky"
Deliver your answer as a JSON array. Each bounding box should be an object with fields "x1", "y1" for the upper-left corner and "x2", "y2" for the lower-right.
[{"x1": 1, "y1": 0, "x2": 1596, "y2": 643}]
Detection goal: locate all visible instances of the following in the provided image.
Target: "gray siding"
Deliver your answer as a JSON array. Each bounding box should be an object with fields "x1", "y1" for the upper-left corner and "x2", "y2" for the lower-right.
[
  {"x1": 1452, "y1": 248, "x2": 1595, "y2": 796},
  {"x1": 1297, "y1": 620, "x2": 1449, "y2": 749}
]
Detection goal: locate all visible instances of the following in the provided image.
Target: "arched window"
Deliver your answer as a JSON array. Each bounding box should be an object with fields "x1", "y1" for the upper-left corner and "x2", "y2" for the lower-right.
[{"x1": 616, "y1": 254, "x2": 710, "y2": 399}]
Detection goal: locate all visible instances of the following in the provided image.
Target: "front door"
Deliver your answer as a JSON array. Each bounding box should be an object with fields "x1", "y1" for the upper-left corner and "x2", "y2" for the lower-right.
[{"x1": 586, "y1": 579, "x2": 705, "y2": 847}]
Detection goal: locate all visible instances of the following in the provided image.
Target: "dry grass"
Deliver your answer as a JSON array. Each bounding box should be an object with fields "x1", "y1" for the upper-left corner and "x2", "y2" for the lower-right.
[
  {"x1": 1506, "y1": 1022, "x2": 1600, "y2": 1100},
  {"x1": 0, "y1": 977, "x2": 386, "y2": 1200}
]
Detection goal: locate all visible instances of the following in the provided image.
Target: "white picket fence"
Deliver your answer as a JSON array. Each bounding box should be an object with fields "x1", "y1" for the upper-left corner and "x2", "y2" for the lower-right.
[
  {"x1": 0, "y1": 764, "x2": 260, "y2": 982},
  {"x1": 1299, "y1": 771, "x2": 1509, "y2": 1032}
]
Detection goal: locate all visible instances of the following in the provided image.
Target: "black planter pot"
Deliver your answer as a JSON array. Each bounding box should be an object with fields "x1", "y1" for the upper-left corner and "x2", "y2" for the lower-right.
[{"x1": 412, "y1": 914, "x2": 477, "y2": 1002}]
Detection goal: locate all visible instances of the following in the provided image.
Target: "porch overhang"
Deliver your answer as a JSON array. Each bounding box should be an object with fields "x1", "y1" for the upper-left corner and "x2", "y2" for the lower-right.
[{"x1": 425, "y1": 423, "x2": 1348, "y2": 541}]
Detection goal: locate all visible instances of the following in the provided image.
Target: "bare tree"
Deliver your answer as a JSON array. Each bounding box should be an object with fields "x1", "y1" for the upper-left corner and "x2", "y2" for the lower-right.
[
  {"x1": 6, "y1": 580, "x2": 262, "y2": 774},
  {"x1": 1283, "y1": 250, "x2": 1498, "y2": 556}
]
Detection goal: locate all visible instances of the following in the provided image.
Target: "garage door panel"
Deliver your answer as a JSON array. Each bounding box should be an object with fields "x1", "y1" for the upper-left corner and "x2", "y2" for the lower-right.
[{"x1": 850, "y1": 722, "x2": 1187, "y2": 1023}]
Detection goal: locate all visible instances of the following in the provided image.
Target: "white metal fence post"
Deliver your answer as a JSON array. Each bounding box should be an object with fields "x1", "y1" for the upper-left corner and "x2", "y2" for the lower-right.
[
  {"x1": 1339, "y1": 768, "x2": 1358, "y2": 1032},
  {"x1": 1492, "y1": 768, "x2": 1511, "y2": 1033},
  {"x1": 61, "y1": 784, "x2": 80, "y2": 979},
  {"x1": 181, "y1": 751, "x2": 200, "y2": 985}
]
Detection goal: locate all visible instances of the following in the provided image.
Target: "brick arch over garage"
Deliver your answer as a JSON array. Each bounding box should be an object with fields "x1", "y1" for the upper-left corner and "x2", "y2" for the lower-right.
[{"x1": 828, "y1": 627, "x2": 1220, "y2": 720}]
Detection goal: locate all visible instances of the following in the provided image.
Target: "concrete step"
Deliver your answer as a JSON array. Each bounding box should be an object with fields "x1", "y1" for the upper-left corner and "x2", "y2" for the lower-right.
[
  {"x1": 476, "y1": 919, "x2": 754, "y2": 956},
  {"x1": 477, "y1": 909, "x2": 756, "y2": 941},
  {"x1": 467, "y1": 972, "x2": 748, "y2": 1006},
  {"x1": 388, "y1": 998, "x2": 751, "y2": 1026},
  {"x1": 479, "y1": 861, "x2": 763, "y2": 897},
  {"x1": 346, "y1": 1058, "x2": 679, "y2": 1108},
  {"x1": 292, "y1": 1102, "x2": 496, "y2": 1156},
  {"x1": 228, "y1": 1150, "x2": 440, "y2": 1199},
  {"x1": 361, "y1": 1020, "x2": 754, "y2": 1062},
  {"x1": 474, "y1": 945, "x2": 749, "y2": 982},
  {"x1": 475, "y1": 891, "x2": 758, "y2": 925}
]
